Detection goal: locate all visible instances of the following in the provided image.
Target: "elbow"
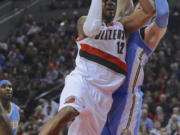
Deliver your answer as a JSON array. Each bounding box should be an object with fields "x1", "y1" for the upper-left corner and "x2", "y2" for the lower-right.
[{"x1": 83, "y1": 20, "x2": 101, "y2": 37}]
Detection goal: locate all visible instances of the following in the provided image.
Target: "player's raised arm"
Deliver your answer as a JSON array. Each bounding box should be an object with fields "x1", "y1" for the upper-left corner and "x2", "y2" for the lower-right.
[
  {"x1": 121, "y1": 0, "x2": 156, "y2": 34},
  {"x1": 138, "y1": 0, "x2": 155, "y2": 15},
  {"x1": 78, "y1": 0, "x2": 102, "y2": 39},
  {"x1": 144, "y1": 0, "x2": 169, "y2": 50}
]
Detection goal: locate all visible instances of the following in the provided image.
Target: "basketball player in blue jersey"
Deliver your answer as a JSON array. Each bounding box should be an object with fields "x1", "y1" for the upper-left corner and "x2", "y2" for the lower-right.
[
  {"x1": 101, "y1": 0, "x2": 169, "y2": 134},
  {"x1": 0, "y1": 80, "x2": 20, "y2": 135},
  {"x1": 39, "y1": 0, "x2": 155, "y2": 134}
]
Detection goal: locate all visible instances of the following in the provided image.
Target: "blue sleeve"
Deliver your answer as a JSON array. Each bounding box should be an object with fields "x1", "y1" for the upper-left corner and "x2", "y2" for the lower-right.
[{"x1": 155, "y1": 0, "x2": 169, "y2": 28}]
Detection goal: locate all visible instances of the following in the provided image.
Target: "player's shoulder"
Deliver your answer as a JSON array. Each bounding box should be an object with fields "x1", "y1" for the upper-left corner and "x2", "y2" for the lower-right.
[
  {"x1": 77, "y1": 16, "x2": 87, "y2": 39},
  {"x1": 77, "y1": 16, "x2": 87, "y2": 25},
  {"x1": 116, "y1": 16, "x2": 129, "y2": 26},
  {"x1": 10, "y1": 102, "x2": 19, "y2": 110},
  {"x1": 10, "y1": 102, "x2": 18, "y2": 106},
  {"x1": 114, "y1": 19, "x2": 124, "y2": 28}
]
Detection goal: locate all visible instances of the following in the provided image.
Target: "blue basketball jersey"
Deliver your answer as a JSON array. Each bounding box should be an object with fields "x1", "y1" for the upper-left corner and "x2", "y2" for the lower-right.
[
  {"x1": 8, "y1": 102, "x2": 20, "y2": 135},
  {"x1": 101, "y1": 30, "x2": 153, "y2": 135}
]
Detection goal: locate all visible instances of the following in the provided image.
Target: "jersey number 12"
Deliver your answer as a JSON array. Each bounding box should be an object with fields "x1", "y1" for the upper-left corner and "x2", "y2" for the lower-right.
[{"x1": 117, "y1": 41, "x2": 125, "y2": 54}]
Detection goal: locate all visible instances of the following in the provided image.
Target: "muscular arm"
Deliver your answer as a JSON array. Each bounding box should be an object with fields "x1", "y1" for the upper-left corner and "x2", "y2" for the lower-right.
[
  {"x1": 144, "y1": 0, "x2": 169, "y2": 50},
  {"x1": 77, "y1": 16, "x2": 87, "y2": 40},
  {"x1": 79, "y1": 0, "x2": 102, "y2": 38},
  {"x1": 38, "y1": 106, "x2": 79, "y2": 135},
  {"x1": 0, "y1": 103, "x2": 13, "y2": 135},
  {"x1": 138, "y1": 0, "x2": 155, "y2": 14},
  {"x1": 121, "y1": 0, "x2": 155, "y2": 34},
  {"x1": 144, "y1": 23, "x2": 167, "y2": 50}
]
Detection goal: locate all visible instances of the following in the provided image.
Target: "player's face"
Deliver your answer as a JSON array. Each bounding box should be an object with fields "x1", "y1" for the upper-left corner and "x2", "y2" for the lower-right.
[
  {"x1": 102, "y1": 0, "x2": 116, "y2": 21},
  {"x1": 0, "y1": 83, "x2": 13, "y2": 101}
]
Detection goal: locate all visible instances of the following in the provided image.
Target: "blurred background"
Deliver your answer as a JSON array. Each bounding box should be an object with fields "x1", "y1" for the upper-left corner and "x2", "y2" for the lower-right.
[{"x1": 0, "y1": 0, "x2": 179, "y2": 135}]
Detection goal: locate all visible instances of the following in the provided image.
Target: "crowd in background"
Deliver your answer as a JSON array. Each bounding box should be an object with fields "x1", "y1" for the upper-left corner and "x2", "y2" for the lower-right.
[
  {"x1": 0, "y1": 11, "x2": 77, "y2": 135},
  {"x1": 0, "y1": 0, "x2": 179, "y2": 135}
]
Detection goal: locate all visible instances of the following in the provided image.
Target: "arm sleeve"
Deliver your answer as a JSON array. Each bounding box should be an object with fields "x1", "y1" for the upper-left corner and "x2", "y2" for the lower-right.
[
  {"x1": 83, "y1": 0, "x2": 102, "y2": 37},
  {"x1": 155, "y1": 0, "x2": 169, "y2": 28}
]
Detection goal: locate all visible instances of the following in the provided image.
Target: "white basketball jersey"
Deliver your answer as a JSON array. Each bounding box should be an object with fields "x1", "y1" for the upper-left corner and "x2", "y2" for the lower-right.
[{"x1": 74, "y1": 21, "x2": 127, "y2": 92}]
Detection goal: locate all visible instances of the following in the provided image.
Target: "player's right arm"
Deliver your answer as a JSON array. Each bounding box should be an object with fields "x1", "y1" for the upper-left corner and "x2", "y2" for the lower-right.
[
  {"x1": 0, "y1": 103, "x2": 13, "y2": 135},
  {"x1": 78, "y1": 0, "x2": 102, "y2": 39},
  {"x1": 77, "y1": 16, "x2": 87, "y2": 39},
  {"x1": 144, "y1": 0, "x2": 169, "y2": 50}
]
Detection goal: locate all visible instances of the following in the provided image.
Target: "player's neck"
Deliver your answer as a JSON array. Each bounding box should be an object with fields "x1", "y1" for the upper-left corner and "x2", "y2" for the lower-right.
[
  {"x1": 1, "y1": 100, "x2": 10, "y2": 113},
  {"x1": 102, "y1": 18, "x2": 113, "y2": 26}
]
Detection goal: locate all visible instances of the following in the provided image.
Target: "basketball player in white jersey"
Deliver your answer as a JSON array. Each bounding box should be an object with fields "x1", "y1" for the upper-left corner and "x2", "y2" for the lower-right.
[{"x1": 38, "y1": 0, "x2": 155, "y2": 135}]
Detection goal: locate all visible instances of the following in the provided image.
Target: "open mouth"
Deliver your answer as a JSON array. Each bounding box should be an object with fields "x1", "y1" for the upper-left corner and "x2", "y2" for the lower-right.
[
  {"x1": 106, "y1": 6, "x2": 115, "y2": 13},
  {"x1": 106, "y1": 4, "x2": 115, "y2": 12},
  {"x1": 6, "y1": 92, "x2": 12, "y2": 97},
  {"x1": 107, "y1": 8, "x2": 114, "y2": 11}
]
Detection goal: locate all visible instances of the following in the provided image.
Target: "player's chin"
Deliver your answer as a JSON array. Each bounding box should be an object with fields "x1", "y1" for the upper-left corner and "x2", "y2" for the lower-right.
[
  {"x1": 5, "y1": 96, "x2": 12, "y2": 101},
  {"x1": 107, "y1": 10, "x2": 114, "y2": 15},
  {"x1": 105, "y1": 15, "x2": 115, "y2": 21}
]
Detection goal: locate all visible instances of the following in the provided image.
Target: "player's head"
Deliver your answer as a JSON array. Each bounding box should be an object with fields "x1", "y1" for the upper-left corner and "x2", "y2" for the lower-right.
[
  {"x1": 0, "y1": 80, "x2": 13, "y2": 101},
  {"x1": 114, "y1": 0, "x2": 134, "y2": 21},
  {"x1": 102, "y1": 0, "x2": 117, "y2": 23}
]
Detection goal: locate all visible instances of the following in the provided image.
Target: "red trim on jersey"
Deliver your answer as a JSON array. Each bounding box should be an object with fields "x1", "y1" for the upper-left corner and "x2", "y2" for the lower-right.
[
  {"x1": 107, "y1": 22, "x2": 114, "y2": 27},
  {"x1": 117, "y1": 20, "x2": 124, "y2": 26},
  {"x1": 80, "y1": 44, "x2": 127, "y2": 72}
]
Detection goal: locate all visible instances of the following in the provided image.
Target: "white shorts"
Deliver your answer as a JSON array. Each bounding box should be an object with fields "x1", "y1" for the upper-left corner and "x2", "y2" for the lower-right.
[{"x1": 59, "y1": 71, "x2": 113, "y2": 135}]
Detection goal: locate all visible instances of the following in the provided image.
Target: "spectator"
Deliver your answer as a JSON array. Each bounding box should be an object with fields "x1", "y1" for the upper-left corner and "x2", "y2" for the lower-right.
[
  {"x1": 155, "y1": 94, "x2": 170, "y2": 116},
  {"x1": 166, "y1": 73, "x2": 180, "y2": 97},
  {"x1": 141, "y1": 108, "x2": 154, "y2": 133},
  {"x1": 45, "y1": 63, "x2": 59, "y2": 84},
  {"x1": 39, "y1": 97, "x2": 59, "y2": 123},
  {"x1": 153, "y1": 106, "x2": 168, "y2": 126},
  {"x1": 168, "y1": 107, "x2": 180, "y2": 126},
  {"x1": 160, "y1": 127, "x2": 168, "y2": 135},
  {"x1": 150, "y1": 120, "x2": 161, "y2": 135}
]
